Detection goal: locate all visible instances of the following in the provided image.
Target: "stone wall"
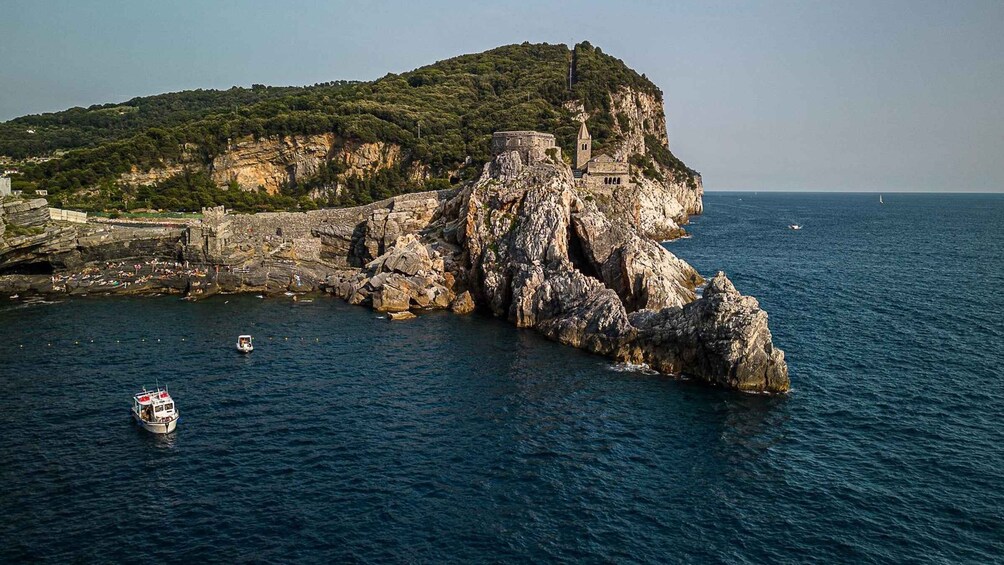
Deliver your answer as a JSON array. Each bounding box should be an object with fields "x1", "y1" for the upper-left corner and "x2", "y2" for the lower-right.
[
  {"x1": 491, "y1": 131, "x2": 557, "y2": 165},
  {"x1": 48, "y1": 208, "x2": 88, "y2": 224},
  {"x1": 184, "y1": 189, "x2": 454, "y2": 268},
  {"x1": 580, "y1": 156, "x2": 631, "y2": 193}
]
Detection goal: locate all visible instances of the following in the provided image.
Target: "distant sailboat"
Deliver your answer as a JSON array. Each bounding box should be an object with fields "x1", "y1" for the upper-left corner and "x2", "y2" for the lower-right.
[{"x1": 879, "y1": 195, "x2": 884, "y2": 204}]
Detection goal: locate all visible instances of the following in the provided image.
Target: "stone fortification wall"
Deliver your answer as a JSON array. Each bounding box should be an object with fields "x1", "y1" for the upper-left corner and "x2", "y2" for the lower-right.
[
  {"x1": 188, "y1": 189, "x2": 454, "y2": 267},
  {"x1": 491, "y1": 131, "x2": 556, "y2": 165},
  {"x1": 225, "y1": 190, "x2": 450, "y2": 241}
]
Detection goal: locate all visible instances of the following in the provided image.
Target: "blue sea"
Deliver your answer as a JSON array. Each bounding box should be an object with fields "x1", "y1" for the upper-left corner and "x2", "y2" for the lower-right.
[{"x1": 1, "y1": 192, "x2": 1001, "y2": 563}]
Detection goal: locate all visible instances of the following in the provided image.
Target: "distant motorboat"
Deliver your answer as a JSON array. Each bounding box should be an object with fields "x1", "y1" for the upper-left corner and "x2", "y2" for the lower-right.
[
  {"x1": 788, "y1": 224, "x2": 802, "y2": 230},
  {"x1": 132, "y1": 387, "x2": 179, "y2": 434},
  {"x1": 237, "y1": 334, "x2": 254, "y2": 353}
]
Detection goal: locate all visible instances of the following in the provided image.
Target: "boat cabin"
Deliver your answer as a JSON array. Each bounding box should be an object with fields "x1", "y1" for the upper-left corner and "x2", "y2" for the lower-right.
[{"x1": 133, "y1": 389, "x2": 176, "y2": 423}]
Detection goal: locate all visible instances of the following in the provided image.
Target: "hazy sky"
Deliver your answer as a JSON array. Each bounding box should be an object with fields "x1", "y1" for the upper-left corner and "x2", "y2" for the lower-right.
[{"x1": 2, "y1": 0, "x2": 1002, "y2": 191}]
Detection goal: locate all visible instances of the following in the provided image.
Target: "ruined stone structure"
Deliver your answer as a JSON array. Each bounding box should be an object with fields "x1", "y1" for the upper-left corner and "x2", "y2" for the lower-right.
[
  {"x1": 574, "y1": 122, "x2": 633, "y2": 193},
  {"x1": 491, "y1": 131, "x2": 557, "y2": 165},
  {"x1": 183, "y1": 206, "x2": 232, "y2": 263}
]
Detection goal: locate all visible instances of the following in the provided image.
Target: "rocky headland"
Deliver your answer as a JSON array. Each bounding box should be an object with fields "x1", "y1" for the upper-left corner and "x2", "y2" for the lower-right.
[
  {"x1": 1, "y1": 42, "x2": 787, "y2": 393},
  {"x1": 0, "y1": 146, "x2": 787, "y2": 393}
]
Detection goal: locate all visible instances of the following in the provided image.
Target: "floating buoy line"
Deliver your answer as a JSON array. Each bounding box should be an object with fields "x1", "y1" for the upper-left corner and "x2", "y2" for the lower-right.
[{"x1": 6, "y1": 334, "x2": 333, "y2": 351}]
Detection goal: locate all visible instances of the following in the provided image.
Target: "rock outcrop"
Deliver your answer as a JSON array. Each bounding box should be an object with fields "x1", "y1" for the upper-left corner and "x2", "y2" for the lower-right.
[
  {"x1": 326, "y1": 234, "x2": 456, "y2": 313},
  {"x1": 2, "y1": 198, "x2": 50, "y2": 229},
  {"x1": 606, "y1": 87, "x2": 704, "y2": 218},
  {"x1": 430, "y1": 150, "x2": 786, "y2": 392},
  {"x1": 629, "y1": 273, "x2": 788, "y2": 392}
]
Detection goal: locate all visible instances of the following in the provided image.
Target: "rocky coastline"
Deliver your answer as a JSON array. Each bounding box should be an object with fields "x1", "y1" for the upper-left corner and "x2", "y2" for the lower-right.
[{"x1": 1, "y1": 149, "x2": 788, "y2": 393}]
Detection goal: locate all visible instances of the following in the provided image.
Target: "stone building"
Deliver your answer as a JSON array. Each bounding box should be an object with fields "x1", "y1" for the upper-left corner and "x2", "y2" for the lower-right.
[
  {"x1": 575, "y1": 122, "x2": 591, "y2": 170},
  {"x1": 491, "y1": 131, "x2": 557, "y2": 165},
  {"x1": 183, "y1": 206, "x2": 232, "y2": 262},
  {"x1": 0, "y1": 177, "x2": 10, "y2": 197},
  {"x1": 574, "y1": 122, "x2": 632, "y2": 192}
]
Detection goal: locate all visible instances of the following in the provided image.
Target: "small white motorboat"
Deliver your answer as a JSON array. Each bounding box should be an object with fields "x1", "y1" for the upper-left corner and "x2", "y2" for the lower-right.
[
  {"x1": 131, "y1": 388, "x2": 179, "y2": 434},
  {"x1": 788, "y1": 224, "x2": 802, "y2": 230},
  {"x1": 237, "y1": 334, "x2": 254, "y2": 353}
]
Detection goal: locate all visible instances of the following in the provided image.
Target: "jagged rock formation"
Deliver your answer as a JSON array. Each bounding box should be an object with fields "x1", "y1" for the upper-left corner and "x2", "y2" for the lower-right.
[
  {"x1": 433, "y1": 150, "x2": 785, "y2": 392},
  {"x1": 629, "y1": 273, "x2": 788, "y2": 392},
  {"x1": 313, "y1": 149, "x2": 782, "y2": 392}
]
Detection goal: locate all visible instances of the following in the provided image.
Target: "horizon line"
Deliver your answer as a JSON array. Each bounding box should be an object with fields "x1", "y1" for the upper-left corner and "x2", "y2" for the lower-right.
[{"x1": 704, "y1": 188, "x2": 1004, "y2": 194}]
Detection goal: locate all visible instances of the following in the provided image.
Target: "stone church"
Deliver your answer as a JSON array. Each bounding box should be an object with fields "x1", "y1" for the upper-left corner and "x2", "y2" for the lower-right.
[
  {"x1": 489, "y1": 125, "x2": 633, "y2": 193},
  {"x1": 574, "y1": 122, "x2": 632, "y2": 192}
]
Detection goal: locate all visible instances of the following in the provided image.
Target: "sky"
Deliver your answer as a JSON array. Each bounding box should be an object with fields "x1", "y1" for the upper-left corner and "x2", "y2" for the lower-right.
[{"x1": 1, "y1": 0, "x2": 1002, "y2": 192}]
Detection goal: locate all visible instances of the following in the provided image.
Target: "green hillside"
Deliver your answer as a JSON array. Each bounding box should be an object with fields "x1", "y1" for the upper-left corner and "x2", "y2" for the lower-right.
[
  {"x1": 0, "y1": 84, "x2": 332, "y2": 158},
  {"x1": 2, "y1": 42, "x2": 695, "y2": 213}
]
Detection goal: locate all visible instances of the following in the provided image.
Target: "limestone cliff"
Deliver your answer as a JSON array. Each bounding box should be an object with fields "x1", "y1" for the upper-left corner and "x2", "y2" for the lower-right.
[
  {"x1": 210, "y1": 134, "x2": 407, "y2": 194},
  {"x1": 576, "y1": 87, "x2": 704, "y2": 239},
  {"x1": 210, "y1": 134, "x2": 337, "y2": 194},
  {"x1": 118, "y1": 134, "x2": 411, "y2": 195}
]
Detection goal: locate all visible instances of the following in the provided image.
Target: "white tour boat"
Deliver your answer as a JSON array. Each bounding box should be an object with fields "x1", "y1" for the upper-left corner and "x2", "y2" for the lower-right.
[
  {"x1": 788, "y1": 224, "x2": 803, "y2": 230},
  {"x1": 131, "y1": 388, "x2": 179, "y2": 434},
  {"x1": 237, "y1": 334, "x2": 254, "y2": 353}
]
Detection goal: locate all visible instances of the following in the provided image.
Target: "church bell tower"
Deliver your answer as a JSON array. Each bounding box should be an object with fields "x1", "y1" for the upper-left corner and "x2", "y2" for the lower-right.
[{"x1": 575, "y1": 121, "x2": 591, "y2": 170}]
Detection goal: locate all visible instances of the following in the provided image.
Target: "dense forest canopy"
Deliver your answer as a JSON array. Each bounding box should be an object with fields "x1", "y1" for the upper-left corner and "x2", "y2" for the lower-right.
[{"x1": 1, "y1": 42, "x2": 696, "y2": 213}]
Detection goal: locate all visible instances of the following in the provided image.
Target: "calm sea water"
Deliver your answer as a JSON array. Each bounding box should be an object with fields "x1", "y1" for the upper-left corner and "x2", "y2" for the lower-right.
[{"x1": 1, "y1": 192, "x2": 1001, "y2": 563}]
